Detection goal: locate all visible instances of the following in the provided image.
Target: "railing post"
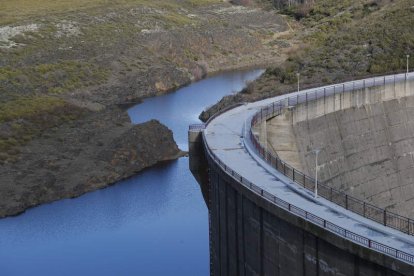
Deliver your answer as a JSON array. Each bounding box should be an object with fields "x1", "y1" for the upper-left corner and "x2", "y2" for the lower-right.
[
  {"x1": 363, "y1": 202, "x2": 366, "y2": 217},
  {"x1": 345, "y1": 194, "x2": 348, "y2": 210},
  {"x1": 384, "y1": 210, "x2": 387, "y2": 226},
  {"x1": 306, "y1": 92, "x2": 308, "y2": 120},
  {"x1": 394, "y1": 74, "x2": 396, "y2": 98},
  {"x1": 406, "y1": 72, "x2": 408, "y2": 97},
  {"x1": 293, "y1": 169, "x2": 295, "y2": 181}
]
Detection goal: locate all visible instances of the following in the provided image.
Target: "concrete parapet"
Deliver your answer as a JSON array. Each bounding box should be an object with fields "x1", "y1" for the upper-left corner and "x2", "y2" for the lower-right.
[
  {"x1": 206, "y1": 149, "x2": 413, "y2": 275},
  {"x1": 293, "y1": 77, "x2": 414, "y2": 124},
  {"x1": 272, "y1": 77, "x2": 414, "y2": 218}
]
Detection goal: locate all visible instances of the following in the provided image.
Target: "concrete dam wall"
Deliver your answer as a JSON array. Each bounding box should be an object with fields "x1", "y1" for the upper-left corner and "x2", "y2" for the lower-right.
[
  {"x1": 190, "y1": 73, "x2": 414, "y2": 276},
  {"x1": 271, "y1": 77, "x2": 414, "y2": 218},
  {"x1": 205, "y1": 153, "x2": 411, "y2": 275}
]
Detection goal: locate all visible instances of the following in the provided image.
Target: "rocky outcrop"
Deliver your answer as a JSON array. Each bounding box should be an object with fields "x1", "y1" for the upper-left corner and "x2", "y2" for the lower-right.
[
  {"x1": 271, "y1": 0, "x2": 315, "y2": 9},
  {"x1": 0, "y1": 1, "x2": 292, "y2": 218},
  {"x1": 0, "y1": 107, "x2": 184, "y2": 217}
]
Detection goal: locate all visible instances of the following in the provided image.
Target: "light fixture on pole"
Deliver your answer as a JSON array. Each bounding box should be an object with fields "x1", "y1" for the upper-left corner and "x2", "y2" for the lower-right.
[
  {"x1": 313, "y1": 149, "x2": 321, "y2": 198},
  {"x1": 407, "y1": 54, "x2": 410, "y2": 73},
  {"x1": 243, "y1": 102, "x2": 248, "y2": 138},
  {"x1": 296, "y1": 72, "x2": 300, "y2": 93}
]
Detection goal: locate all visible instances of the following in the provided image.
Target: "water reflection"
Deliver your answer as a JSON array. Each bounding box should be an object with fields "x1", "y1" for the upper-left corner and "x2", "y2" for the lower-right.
[{"x1": 0, "y1": 69, "x2": 263, "y2": 276}]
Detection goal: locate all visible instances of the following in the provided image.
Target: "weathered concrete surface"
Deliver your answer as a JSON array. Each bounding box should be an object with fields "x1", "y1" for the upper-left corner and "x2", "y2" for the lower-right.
[
  {"x1": 266, "y1": 110, "x2": 303, "y2": 171},
  {"x1": 189, "y1": 128, "x2": 210, "y2": 207},
  {"x1": 268, "y1": 77, "x2": 414, "y2": 218},
  {"x1": 194, "y1": 80, "x2": 414, "y2": 275},
  {"x1": 207, "y1": 150, "x2": 412, "y2": 276}
]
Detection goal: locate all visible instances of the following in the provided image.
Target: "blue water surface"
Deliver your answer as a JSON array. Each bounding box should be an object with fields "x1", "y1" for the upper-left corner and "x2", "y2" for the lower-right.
[{"x1": 0, "y1": 69, "x2": 263, "y2": 276}]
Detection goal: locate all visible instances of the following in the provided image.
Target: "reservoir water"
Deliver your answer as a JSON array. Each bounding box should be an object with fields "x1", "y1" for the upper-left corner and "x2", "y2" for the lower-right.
[{"x1": 0, "y1": 69, "x2": 263, "y2": 276}]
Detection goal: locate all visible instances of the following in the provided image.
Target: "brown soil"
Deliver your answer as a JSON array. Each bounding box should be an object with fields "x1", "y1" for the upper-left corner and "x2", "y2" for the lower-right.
[{"x1": 0, "y1": 1, "x2": 294, "y2": 217}]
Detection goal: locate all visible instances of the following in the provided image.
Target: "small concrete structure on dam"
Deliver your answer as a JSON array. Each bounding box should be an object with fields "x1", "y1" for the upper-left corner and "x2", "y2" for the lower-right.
[{"x1": 189, "y1": 72, "x2": 414, "y2": 275}]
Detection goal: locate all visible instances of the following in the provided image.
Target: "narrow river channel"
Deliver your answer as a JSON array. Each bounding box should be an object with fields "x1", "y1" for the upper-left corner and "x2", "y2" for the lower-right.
[{"x1": 0, "y1": 69, "x2": 263, "y2": 276}]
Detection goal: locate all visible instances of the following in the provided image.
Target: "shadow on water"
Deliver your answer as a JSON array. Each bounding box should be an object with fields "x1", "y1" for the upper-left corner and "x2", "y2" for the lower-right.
[{"x1": 0, "y1": 69, "x2": 264, "y2": 276}]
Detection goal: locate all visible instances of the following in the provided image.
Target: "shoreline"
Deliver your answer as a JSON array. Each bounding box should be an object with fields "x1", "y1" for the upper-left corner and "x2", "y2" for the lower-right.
[{"x1": 0, "y1": 1, "x2": 292, "y2": 218}]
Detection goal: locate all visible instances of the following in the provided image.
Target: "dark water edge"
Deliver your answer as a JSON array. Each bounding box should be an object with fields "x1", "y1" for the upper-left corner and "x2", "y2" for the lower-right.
[{"x1": 0, "y1": 69, "x2": 263, "y2": 276}]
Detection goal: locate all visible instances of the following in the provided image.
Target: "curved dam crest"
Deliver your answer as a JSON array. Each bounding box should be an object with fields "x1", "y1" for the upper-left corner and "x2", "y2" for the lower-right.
[
  {"x1": 190, "y1": 72, "x2": 414, "y2": 275},
  {"x1": 271, "y1": 78, "x2": 414, "y2": 218}
]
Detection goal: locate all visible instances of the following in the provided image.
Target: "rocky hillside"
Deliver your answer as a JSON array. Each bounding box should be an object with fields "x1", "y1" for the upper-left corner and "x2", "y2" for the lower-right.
[
  {"x1": 0, "y1": 113, "x2": 184, "y2": 217},
  {"x1": 0, "y1": 0, "x2": 293, "y2": 216},
  {"x1": 202, "y1": 0, "x2": 414, "y2": 120}
]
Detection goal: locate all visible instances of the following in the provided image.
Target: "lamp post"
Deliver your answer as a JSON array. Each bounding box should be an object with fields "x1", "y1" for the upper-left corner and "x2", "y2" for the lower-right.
[
  {"x1": 407, "y1": 54, "x2": 410, "y2": 73},
  {"x1": 263, "y1": 118, "x2": 267, "y2": 152},
  {"x1": 297, "y1": 72, "x2": 300, "y2": 94},
  {"x1": 313, "y1": 149, "x2": 321, "y2": 198},
  {"x1": 243, "y1": 103, "x2": 248, "y2": 138}
]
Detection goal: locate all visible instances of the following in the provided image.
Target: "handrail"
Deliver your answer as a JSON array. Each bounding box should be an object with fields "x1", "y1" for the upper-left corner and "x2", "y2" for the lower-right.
[
  {"x1": 192, "y1": 71, "x2": 414, "y2": 265},
  {"x1": 189, "y1": 123, "x2": 206, "y2": 131},
  {"x1": 201, "y1": 124, "x2": 414, "y2": 265},
  {"x1": 249, "y1": 72, "x2": 414, "y2": 236}
]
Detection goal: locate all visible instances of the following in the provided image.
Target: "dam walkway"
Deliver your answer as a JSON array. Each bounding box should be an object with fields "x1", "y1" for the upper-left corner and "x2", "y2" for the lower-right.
[{"x1": 201, "y1": 73, "x2": 414, "y2": 266}]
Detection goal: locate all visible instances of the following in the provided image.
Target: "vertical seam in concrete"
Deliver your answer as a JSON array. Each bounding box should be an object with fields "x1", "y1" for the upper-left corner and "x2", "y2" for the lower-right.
[
  {"x1": 242, "y1": 195, "x2": 247, "y2": 276},
  {"x1": 225, "y1": 182, "x2": 229, "y2": 275},
  {"x1": 302, "y1": 231, "x2": 306, "y2": 276},
  {"x1": 237, "y1": 192, "x2": 245, "y2": 276},
  {"x1": 354, "y1": 255, "x2": 359, "y2": 276},
  {"x1": 260, "y1": 208, "x2": 264, "y2": 276},
  {"x1": 235, "y1": 188, "x2": 240, "y2": 276},
  {"x1": 208, "y1": 168, "x2": 213, "y2": 276},
  {"x1": 316, "y1": 237, "x2": 319, "y2": 276},
  {"x1": 381, "y1": 100, "x2": 397, "y2": 209},
  {"x1": 334, "y1": 108, "x2": 351, "y2": 190},
  {"x1": 217, "y1": 172, "x2": 221, "y2": 276}
]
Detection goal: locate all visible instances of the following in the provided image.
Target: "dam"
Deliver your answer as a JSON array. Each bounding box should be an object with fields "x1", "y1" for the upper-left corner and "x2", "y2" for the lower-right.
[{"x1": 189, "y1": 73, "x2": 414, "y2": 275}]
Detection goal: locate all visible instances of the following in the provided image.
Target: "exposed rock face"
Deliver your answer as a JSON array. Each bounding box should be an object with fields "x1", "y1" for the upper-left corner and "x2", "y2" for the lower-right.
[
  {"x1": 0, "y1": 107, "x2": 184, "y2": 217},
  {"x1": 99, "y1": 119, "x2": 184, "y2": 179},
  {"x1": 0, "y1": 1, "x2": 292, "y2": 217},
  {"x1": 271, "y1": 0, "x2": 314, "y2": 9}
]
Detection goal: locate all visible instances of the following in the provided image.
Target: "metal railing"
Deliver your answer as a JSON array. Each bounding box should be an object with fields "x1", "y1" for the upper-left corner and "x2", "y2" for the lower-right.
[
  {"x1": 189, "y1": 123, "x2": 206, "y2": 131},
  {"x1": 197, "y1": 123, "x2": 414, "y2": 265},
  {"x1": 189, "y1": 71, "x2": 414, "y2": 265},
  {"x1": 249, "y1": 72, "x2": 414, "y2": 236}
]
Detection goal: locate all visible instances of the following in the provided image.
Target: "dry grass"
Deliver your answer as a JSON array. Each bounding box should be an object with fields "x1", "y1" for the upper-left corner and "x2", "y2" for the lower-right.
[{"x1": 0, "y1": 0, "x2": 221, "y2": 25}]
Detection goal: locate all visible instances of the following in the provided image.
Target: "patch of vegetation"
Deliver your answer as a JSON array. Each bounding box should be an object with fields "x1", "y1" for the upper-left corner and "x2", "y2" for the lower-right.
[
  {"x1": 0, "y1": 96, "x2": 85, "y2": 162},
  {"x1": 0, "y1": 0, "x2": 221, "y2": 25},
  {"x1": 267, "y1": 0, "x2": 414, "y2": 88},
  {"x1": 0, "y1": 61, "x2": 109, "y2": 95}
]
